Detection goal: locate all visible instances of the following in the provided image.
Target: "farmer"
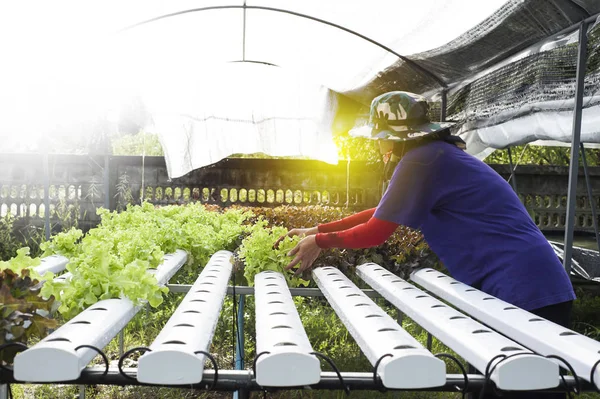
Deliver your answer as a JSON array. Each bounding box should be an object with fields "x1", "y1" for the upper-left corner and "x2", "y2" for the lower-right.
[
  {"x1": 277, "y1": 91, "x2": 575, "y2": 398},
  {"x1": 278, "y1": 90, "x2": 575, "y2": 331}
]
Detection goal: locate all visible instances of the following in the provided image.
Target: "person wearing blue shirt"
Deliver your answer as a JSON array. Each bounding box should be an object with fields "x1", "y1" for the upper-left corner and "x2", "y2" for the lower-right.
[{"x1": 283, "y1": 91, "x2": 575, "y2": 399}]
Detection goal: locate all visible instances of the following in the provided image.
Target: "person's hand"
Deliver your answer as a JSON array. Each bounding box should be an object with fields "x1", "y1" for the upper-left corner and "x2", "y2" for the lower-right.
[
  {"x1": 284, "y1": 235, "x2": 322, "y2": 276},
  {"x1": 274, "y1": 227, "x2": 318, "y2": 249}
]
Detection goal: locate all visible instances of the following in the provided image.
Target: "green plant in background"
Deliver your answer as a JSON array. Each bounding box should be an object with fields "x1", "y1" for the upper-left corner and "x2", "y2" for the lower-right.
[
  {"x1": 333, "y1": 134, "x2": 381, "y2": 164},
  {"x1": 115, "y1": 172, "x2": 134, "y2": 211},
  {"x1": 0, "y1": 214, "x2": 21, "y2": 261},
  {"x1": 111, "y1": 131, "x2": 164, "y2": 156},
  {"x1": 84, "y1": 174, "x2": 102, "y2": 207},
  {"x1": 485, "y1": 145, "x2": 600, "y2": 166}
]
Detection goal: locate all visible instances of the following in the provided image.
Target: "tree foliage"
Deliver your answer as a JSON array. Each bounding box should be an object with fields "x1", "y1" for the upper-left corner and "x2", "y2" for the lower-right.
[
  {"x1": 111, "y1": 132, "x2": 164, "y2": 156},
  {"x1": 485, "y1": 145, "x2": 600, "y2": 166}
]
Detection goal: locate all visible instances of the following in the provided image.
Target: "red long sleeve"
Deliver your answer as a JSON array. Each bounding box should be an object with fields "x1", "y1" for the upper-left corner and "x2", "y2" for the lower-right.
[
  {"x1": 315, "y1": 216, "x2": 399, "y2": 249},
  {"x1": 317, "y1": 208, "x2": 376, "y2": 233}
]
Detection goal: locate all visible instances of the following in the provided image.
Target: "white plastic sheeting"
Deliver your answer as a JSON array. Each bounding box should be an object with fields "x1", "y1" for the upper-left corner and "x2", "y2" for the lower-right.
[
  {"x1": 150, "y1": 63, "x2": 339, "y2": 178},
  {"x1": 0, "y1": 0, "x2": 508, "y2": 173}
]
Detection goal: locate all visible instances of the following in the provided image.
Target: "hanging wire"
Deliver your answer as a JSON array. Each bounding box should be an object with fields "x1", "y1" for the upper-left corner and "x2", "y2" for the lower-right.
[
  {"x1": 117, "y1": 346, "x2": 152, "y2": 380},
  {"x1": 74, "y1": 345, "x2": 110, "y2": 376},
  {"x1": 480, "y1": 354, "x2": 507, "y2": 399},
  {"x1": 506, "y1": 143, "x2": 529, "y2": 184},
  {"x1": 546, "y1": 354, "x2": 581, "y2": 397},
  {"x1": 140, "y1": 130, "x2": 146, "y2": 204},
  {"x1": 479, "y1": 352, "x2": 581, "y2": 399},
  {"x1": 372, "y1": 353, "x2": 393, "y2": 392},
  {"x1": 589, "y1": 358, "x2": 600, "y2": 393},
  {"x1": 435, "y1": 353, "x2": 468, "y2": 399},
  {"x1": 231, "y1": 268, "x2": 239, "y2": 370},
  {"x1": 252, "y1": 351, "x2": 271, "y2": 379},
  {"x1": 193, "y1": 350, "x2": 219, "y2": 390},
  {"x1": 252, "y1": 351, "x2": 272, "y2": 396},
  {"x1": 0, "y1": 342, "x2": 28, "y2": 371},
  {"x1": 310, "y1": 351, "x2": 350, "y2": 395}
]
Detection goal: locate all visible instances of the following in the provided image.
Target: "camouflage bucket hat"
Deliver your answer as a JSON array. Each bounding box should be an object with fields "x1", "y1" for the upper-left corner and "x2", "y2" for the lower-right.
[{"x1": 350, "y1": 91, "x2": 455, "y2": 141}]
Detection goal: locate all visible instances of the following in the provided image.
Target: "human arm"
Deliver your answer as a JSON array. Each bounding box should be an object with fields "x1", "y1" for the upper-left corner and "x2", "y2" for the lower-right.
[
  {"x1": 284, "y1": 216, "x2": 398, "y2": 275},
  {"x1": 284, "y1": 149, "x2": 439, "y2": 274},
  {"x1": 274, "y1": 207, "x2": 376, "y2": 247}
]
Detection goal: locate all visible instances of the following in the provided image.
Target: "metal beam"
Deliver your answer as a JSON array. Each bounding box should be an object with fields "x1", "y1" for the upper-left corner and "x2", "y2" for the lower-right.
[
  {"x1": 43, "y1": 153, "x2": 50, "y2": 241},
  {"x1": 0, "y1": 368, "x2": 590, "y2": 393},
  {"x1": 103, "y1": 155, "x2": 110, "y2": 210},
  {"x1": 580, "y1": 143, "x2": 600, "y2": 253},
  {"x1": 507, "y1": 148, "x2": 518, "y2": 193},
  {"x1": 563, "y1": 19, "x2": 589, "y2": 275},
  {"x1": 119, "y1": 5, "x2": 447, "y2": 89},
  {"x1": 233, "y1": 294, "x2": 247, "y2": 399}
]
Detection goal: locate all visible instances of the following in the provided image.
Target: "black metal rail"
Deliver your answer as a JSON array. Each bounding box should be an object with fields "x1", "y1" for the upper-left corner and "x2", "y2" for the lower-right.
[{"x1": 0, "y1": 368, "x2": 593, "y2": 393}]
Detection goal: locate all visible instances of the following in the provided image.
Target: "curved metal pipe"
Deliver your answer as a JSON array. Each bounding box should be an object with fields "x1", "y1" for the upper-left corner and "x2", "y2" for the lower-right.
[
  {"x1": 119, "y1": 5, "x2": 447, "y2": 89},
  {"x1": 229, "y1": 60, "x2": 279, "y2": 67}
]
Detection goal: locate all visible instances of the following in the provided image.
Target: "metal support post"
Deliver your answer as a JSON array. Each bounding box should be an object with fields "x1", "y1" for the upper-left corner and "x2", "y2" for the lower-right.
[
  {"x1": 441, "y1": 89, "x2": 447, "y2": 122},
  {"x1": 0, "y1": 384, "x2": 7, "y2": 399},
  {"x1": 43, "y1": 153, "x2": 51, "y2": 241},
  {"x1": 466, "y1": 364, "x2": 478, "y2": 399},
  {"x1": 426, "y1": 332, "x2": 433, "y2": 351},
  {"x1": 104, "y1": 155, "x2": 110, "y2": 210},
  {"x1": 507, "y1": 147, "x2": 518, "y2": 193},
  {"x1": 79, "y1": 385, "x2": 85, "y2": 399},
  {"x1": 119, "y1": 330, "x2": 124, "y2": 358},
  {"x1": 563, "y1": 20, "x2": 589, "y2": 276},
  {"x1": 397, "y1": 308, "x2": 404, "y2": 326},
  {"x1": 233, "y1": 294, "x2": 248, "y2": 399},
  {"x1": 580, "y1": 143, "x2": 600, "y2": 253}
]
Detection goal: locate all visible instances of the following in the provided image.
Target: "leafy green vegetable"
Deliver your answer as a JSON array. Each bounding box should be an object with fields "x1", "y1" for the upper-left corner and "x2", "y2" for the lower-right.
[
  {"x1": 40, "y1": 227, "x2": 83, "y2": 259},
  {"x1": 0, "y1": 247, "x2": 52, "y2": 282},
  {"x1": 40, "y1": 202, "x2": 254, "y2": 319},
  {"x1": 238, "y1": 220, "x2": 309, "y2": 287}
]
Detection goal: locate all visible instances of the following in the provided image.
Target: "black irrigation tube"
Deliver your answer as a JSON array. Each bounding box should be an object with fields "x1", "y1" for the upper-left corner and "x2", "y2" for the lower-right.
[
  {"x1": 118, "y1": 4, "x2": 447, "y2": 89},
  {"x1": 0, "y1": 369, "x2": 593, "y2": 393}
]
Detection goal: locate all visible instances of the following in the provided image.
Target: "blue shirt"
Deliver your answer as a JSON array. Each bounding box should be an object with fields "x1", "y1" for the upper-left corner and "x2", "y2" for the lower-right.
[{"x1": 374, "y1": 140, "x2": 575, "y2": 311}]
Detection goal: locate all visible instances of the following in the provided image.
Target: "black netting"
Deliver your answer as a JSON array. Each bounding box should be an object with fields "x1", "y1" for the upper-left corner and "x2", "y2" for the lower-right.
[
  {"x1": 447, "y1": 20, "x2": 600, "y2": 126},
  {"x1": 346, "y1": 0, "x2": 596, "y2": 105}
]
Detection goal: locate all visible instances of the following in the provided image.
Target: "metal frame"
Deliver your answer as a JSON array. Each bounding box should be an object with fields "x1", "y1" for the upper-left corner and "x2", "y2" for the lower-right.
[
  {"x1": 0, "y1": 368, "x2": 590, "y2": 393},
  {"x1": 563, "y1": 19, "x2": 591, "y2": 275},
  {"x1": 4, "y1": 272, "x2": 600, "y2": 397},
  {"x1": 94, "y1": 3, "x2": 600, "y2": 261},
  {"x1": 119, "y1": 4, "x2": 447, "y2": 90},
  {"x1": 580, "y1": 143, "x2": 600, "y2": 253}
]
